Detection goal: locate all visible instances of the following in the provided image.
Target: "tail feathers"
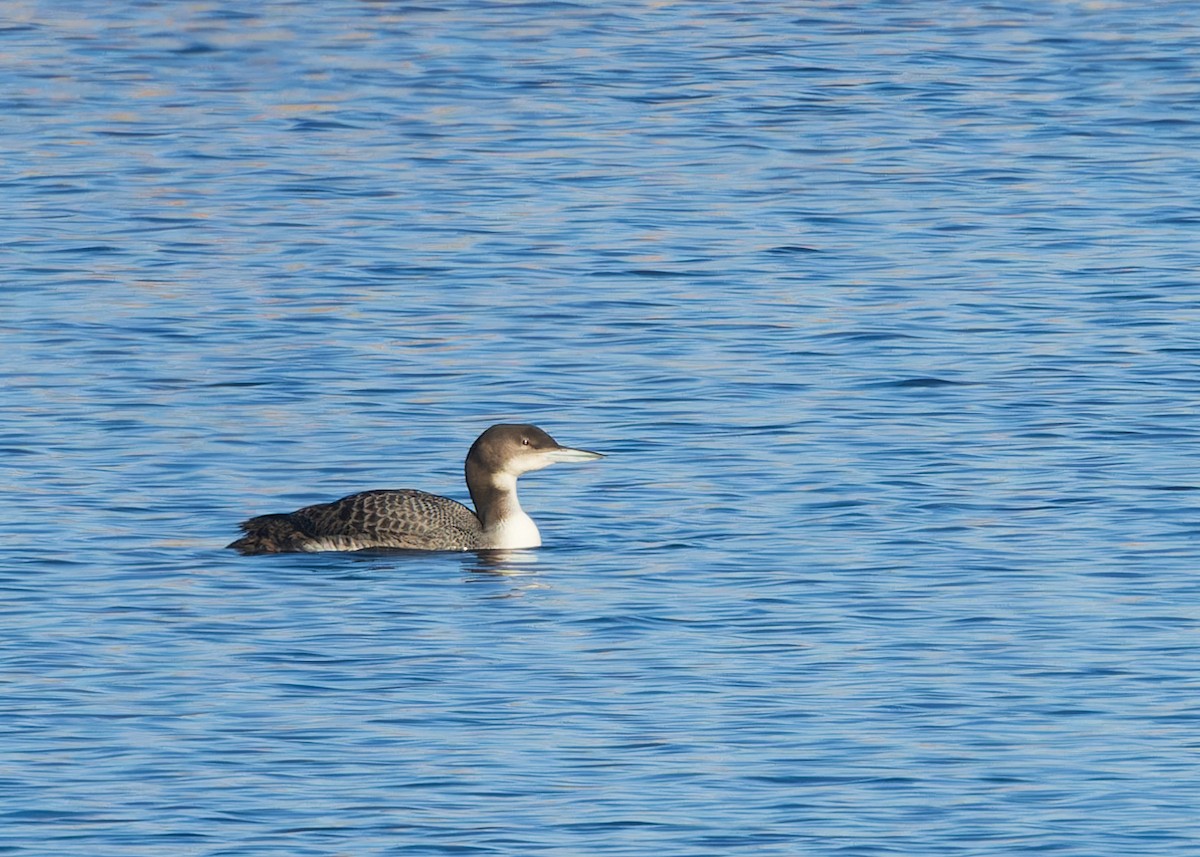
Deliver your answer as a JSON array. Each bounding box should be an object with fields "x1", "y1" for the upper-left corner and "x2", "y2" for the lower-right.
[{"x1": 227, "y1": 513, "x2": 312, "y2": 555}]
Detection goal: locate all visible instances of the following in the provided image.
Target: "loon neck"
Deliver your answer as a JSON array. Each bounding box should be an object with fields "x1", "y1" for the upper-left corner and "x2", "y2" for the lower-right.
[{"x1": 466, "y1": 465, "x2": 542, "y2": 549}]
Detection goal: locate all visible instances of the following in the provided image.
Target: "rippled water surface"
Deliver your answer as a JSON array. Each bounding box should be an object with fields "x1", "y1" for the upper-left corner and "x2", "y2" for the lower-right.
[{"x1": 4, "y1": 2, "x2": 1200, "y2": 855}]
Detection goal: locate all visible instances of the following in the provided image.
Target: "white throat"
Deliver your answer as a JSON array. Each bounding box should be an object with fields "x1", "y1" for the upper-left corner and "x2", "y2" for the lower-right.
[{"x1": 478, "y1": 472, "x2": 542, "y2": 549}]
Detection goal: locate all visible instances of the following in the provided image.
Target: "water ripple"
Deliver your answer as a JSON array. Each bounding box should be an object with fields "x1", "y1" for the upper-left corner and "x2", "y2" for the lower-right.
[{"x1": 3, "y1": 1, "x2": 1200, "y2": 855}]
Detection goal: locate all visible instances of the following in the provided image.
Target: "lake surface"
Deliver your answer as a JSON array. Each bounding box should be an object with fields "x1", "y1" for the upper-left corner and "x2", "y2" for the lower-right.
[{"x1": 3, "y1": 1, "x2": 1200, "y2": 854}]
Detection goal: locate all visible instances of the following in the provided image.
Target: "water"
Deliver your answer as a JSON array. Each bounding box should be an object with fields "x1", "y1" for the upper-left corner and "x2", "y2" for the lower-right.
[{"x1": 3, "y1": 1, "x2": 1200, "y2": 854}]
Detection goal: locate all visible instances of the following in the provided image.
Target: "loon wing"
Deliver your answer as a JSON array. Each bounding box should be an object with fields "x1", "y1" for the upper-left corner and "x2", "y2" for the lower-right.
[{"x1": 229, "y1": 489, "x2": 483, "y2": 554}]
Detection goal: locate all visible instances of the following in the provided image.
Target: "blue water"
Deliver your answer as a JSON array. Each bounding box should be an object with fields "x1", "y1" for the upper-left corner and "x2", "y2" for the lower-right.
[{"x1": 4, "y1": 1, "x2": 1200, "y2": 854}]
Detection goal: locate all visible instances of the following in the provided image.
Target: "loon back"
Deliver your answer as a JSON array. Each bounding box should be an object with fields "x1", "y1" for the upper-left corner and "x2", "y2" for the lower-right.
[{"x1": 228, "y1": 489, "x2": 485, "y2": 554}]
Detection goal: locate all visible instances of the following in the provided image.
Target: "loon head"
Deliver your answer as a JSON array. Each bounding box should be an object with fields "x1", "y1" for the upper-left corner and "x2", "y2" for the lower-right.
[
  {"x1": 464, "y1": 424, "x2": 603, "y2": 544},
  {"x1": 467, "y1": 423, "x2": 603, "y2": 480}
]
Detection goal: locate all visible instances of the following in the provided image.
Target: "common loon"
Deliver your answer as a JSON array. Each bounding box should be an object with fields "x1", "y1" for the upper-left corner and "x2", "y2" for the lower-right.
[{"x1": 227, "y1": 424, "x2": 603, "y2": 554}]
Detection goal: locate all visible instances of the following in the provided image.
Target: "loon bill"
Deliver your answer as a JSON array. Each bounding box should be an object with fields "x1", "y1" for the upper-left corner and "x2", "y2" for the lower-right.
[{"x1": 227, "y1": 423, "x2": 604, "y2": 554}]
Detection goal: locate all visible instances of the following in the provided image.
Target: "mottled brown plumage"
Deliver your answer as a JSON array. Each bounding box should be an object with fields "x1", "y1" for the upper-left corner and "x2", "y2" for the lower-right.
[
  {"x1": 228, "y1": 489, "x2": 487, "y2": 553},
  {"x1": 228, "y1": 424, "x2": 602, "y2": 554}
]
